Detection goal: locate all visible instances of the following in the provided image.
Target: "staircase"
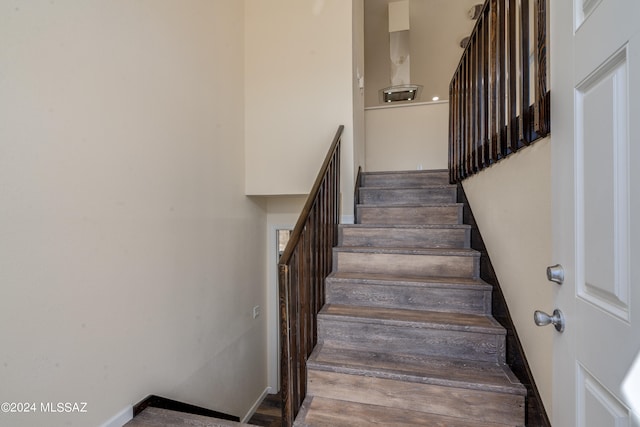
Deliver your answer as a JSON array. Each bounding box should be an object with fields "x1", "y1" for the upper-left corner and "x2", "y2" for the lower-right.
[{"x1": 293, "y1": 170, "x2": 526, "y2": 426}]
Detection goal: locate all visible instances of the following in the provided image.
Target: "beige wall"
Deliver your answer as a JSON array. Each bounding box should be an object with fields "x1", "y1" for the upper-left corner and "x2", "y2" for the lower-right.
[
  {"x1": 0, "y1": 1, "x2": 268, "y2": 425},
  {"x1": 365, "y1": 102, "x2": 449, "y2": 171},
  {"x1": 353, "y1": 0, "x2": 367, "y2": 179},
  {"x1": 244, "y1": 0, "x2": 357, "y2": 219},
  {"x1": 364, "y1": 0, "x2": 478, "y2": 107},
  {"x1": 462, "y1": 139, "x2": 553, "y2": 414},
  {"x1": 257, "y1": 0, "x2": 365, "y2": 387}
]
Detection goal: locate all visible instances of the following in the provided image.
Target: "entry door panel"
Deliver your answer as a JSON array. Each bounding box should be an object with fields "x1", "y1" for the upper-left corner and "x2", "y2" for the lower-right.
[
  {"x1": 577, "y1": 365, "x2": 631, "y2": 426},
  {"x1": 575, "y1": 39, "x2": 635, "y2": 424},
  {"x1": 552, "y1": 0, "x2": 640, "y2": 425},
  {"x1": 576, "y1": 46, "x2": 630, "y2": 323}
]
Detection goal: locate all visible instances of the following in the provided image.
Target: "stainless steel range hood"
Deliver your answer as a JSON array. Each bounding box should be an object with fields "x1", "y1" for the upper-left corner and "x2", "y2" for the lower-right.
[{"x1": 379, "y1": 0, "x2": 422, "y2": 103}]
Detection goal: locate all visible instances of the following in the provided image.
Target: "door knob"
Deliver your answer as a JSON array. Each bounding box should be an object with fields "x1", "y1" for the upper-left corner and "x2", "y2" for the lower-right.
[
  {"x1": 546, "y1": 264, "x2": 564, "y2": 284},
  {"x1": 534, "y1": 309, "x2": 565, "y2": 332}
]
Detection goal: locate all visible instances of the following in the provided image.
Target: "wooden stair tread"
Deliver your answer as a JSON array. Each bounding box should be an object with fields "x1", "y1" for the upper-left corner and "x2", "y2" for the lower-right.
[
  {"x1": 363, "y1": 169, "x2": 449, "y2": 175},
  {"x1": 308, "y1": 345, "x2": 525, "y2": 395},
  {"x1": 339, "y1": 223, "x2": 471, "y2": 249},
  {"x1": 361, "y1": 170, "x2": 449, "y2": 181},
  {"x1": 125, "y1": 407, "x2": 256, "y2": 427},
  {"x1": 328, "y1": 271, "x2": 491, "y2": 289},
  {"x1": 357, "y1": 202, "x2": 462, "y2": 208},
  {"x1": 340, "y1": 223, "x2": 470, "y2": 230},
  {"x1": 333, "y1": 246, "x2": 478, "y2": 256},
  {"x1": 359, "y1": 184, "x2": 456, "y2": 190},
  {"x1": 358, "y1": 186, "x2": 457, "y2": 203},
  {"x1": 295, "y1": 396, "x2": 513, "y2": 427},
  {"x1": 319, "y1": 304, "x2": 504, "y2": 334},
  {"x1": 357, "y1": 204, "x2": 463, "y2": 225},
  {"x1": 360, "y1": 171, "x2": 451, "y2": 188}
]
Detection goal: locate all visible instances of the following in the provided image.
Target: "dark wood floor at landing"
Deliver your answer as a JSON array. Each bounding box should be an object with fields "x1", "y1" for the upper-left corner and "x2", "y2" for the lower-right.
[{"x1": 247, "y1": 393, "x2": 281, "y2": 427}]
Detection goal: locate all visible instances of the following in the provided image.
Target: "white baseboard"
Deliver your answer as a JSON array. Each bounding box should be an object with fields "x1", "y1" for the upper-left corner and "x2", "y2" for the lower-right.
[
  {"x1": 241, "y1": 386, "x2": 272, "y2": 423},
  {"x1": 100, "y1": 405, "x2": 133, "y2": 427},
  {"x1": 341, "y1": 214, "x2": 354, "y2": 224}
]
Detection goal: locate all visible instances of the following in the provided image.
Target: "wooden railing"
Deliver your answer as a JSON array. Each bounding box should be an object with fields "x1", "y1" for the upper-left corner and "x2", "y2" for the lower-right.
[
  {"x1": 278, "y1": 125, "x2": 343, "y2": 426},
  {"x1": 449, "y1": 0, "x2": 550, "y2": 183}
]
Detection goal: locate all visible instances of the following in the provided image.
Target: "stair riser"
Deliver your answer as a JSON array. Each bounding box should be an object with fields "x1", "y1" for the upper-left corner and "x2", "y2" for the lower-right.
[
  {"x1": 359, "y1": 187, "x2": 456, "y2": 205},
  {"x1": 357, "y1": 205, "x2": 462, "y2": 225},
  {"x1": 362, "y1": 172, "x2": 450, "y2": 188},
  {"x1": 317, "y1": 318, "x2": 505, "y2": 363},
  {"x1": 333, "y1": 252, "x2": 479, "y2": 279},
  {"x1": 307, "y1": 370, "x2": 524, "y2": 426},
  {"x1": 339, "y1": 226, "x2": 470, "y2": 249},
  {"x1": 326, "y1": 281, "x2": 491, "y2": 314}
]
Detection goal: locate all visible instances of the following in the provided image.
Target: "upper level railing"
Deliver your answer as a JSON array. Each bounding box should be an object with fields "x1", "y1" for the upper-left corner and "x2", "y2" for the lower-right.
[
  {"x1": 278, "y1": 125, "x2": 343, "y2": 427},
  {"x1": 449, "y1": 0, "x2": 550, "y2": 183}
]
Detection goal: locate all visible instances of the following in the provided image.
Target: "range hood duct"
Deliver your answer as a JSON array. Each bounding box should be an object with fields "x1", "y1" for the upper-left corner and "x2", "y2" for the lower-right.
[{"x1": 380, "y1": 0, "x2": 422, "y2": 103}]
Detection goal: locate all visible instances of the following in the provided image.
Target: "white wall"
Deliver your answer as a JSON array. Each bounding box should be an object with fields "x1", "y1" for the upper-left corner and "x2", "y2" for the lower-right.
[
  {"x1": 244, "y1": 0, "x2": 357, "y2": 219},
  {"x1": 408, "y1": 0, "x2": 479, "y2": 103},
  {"x1": 365, "y1": 102, "x2": 449, "y2": 171},
  {"x1": 364, "y1": 0, "x2": 478, "y2": 107},
  {"x1": 462, "y1": 139, "x2": 553, "y2": 414},
  {"x1": 0, "y1": 1, "x2": 268, "y2": 425}
]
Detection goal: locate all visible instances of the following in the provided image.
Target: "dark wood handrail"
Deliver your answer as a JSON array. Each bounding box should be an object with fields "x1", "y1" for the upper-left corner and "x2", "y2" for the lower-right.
[
  {"x1": 449, "y1": 0, "x2": 550, "y2": 183},
  {"x1": 278, "y1": 125, "x2": 343, "y2": 426}
]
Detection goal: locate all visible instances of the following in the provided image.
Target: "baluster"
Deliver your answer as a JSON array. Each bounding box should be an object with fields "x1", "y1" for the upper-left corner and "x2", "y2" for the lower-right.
[
  {"x1": 466, "y1": 49, "x2": 473, "y2": 177},
  {"x1": 448, "y1": 78, "x2": 454, "y2": 182},
  {"x1": 475, "y1": 20, "x2": 484, "y2": 170},
  {"x1": 489, "y1": 0, "x2": 498, "y2": 161},
  {"x1": 278, "y1": 264, "x2": 292, "y2": 427},
  {"x1": 482, "y1": 10, "x2": 491, "y2": 166},
  {"x1": 471, "y1": 32, "x2": 479, "y2": 172},
  {"x1": 520, "y1": 0, "x2": 530, "y2": 145},
  {"x1": 534, "y1": 0, "x2": 549, "y2": 136},
  {"x1": 497, "y1": 0, "x2": 507, "y2": 158},
  {"x1": 460, "y1": 59, "x2": 465, "y2": 178},
  {"x1": 451, "y1": 74, "x2": 456, "y2": 182},
  {"x1": 474, "y1": 28, "x2": 482, "y2": 170},
  {"x1": 462, "y1": 51, "x2": 469, "y2": 178},
  {"x1": 508, "y1": 0, "x2": 518, "y2": 153}
]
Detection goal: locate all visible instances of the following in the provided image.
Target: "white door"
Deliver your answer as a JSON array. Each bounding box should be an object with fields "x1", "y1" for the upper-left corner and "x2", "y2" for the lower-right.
[{"x1": 551, "y1": 0, "x2": 640, "y2": 426}]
